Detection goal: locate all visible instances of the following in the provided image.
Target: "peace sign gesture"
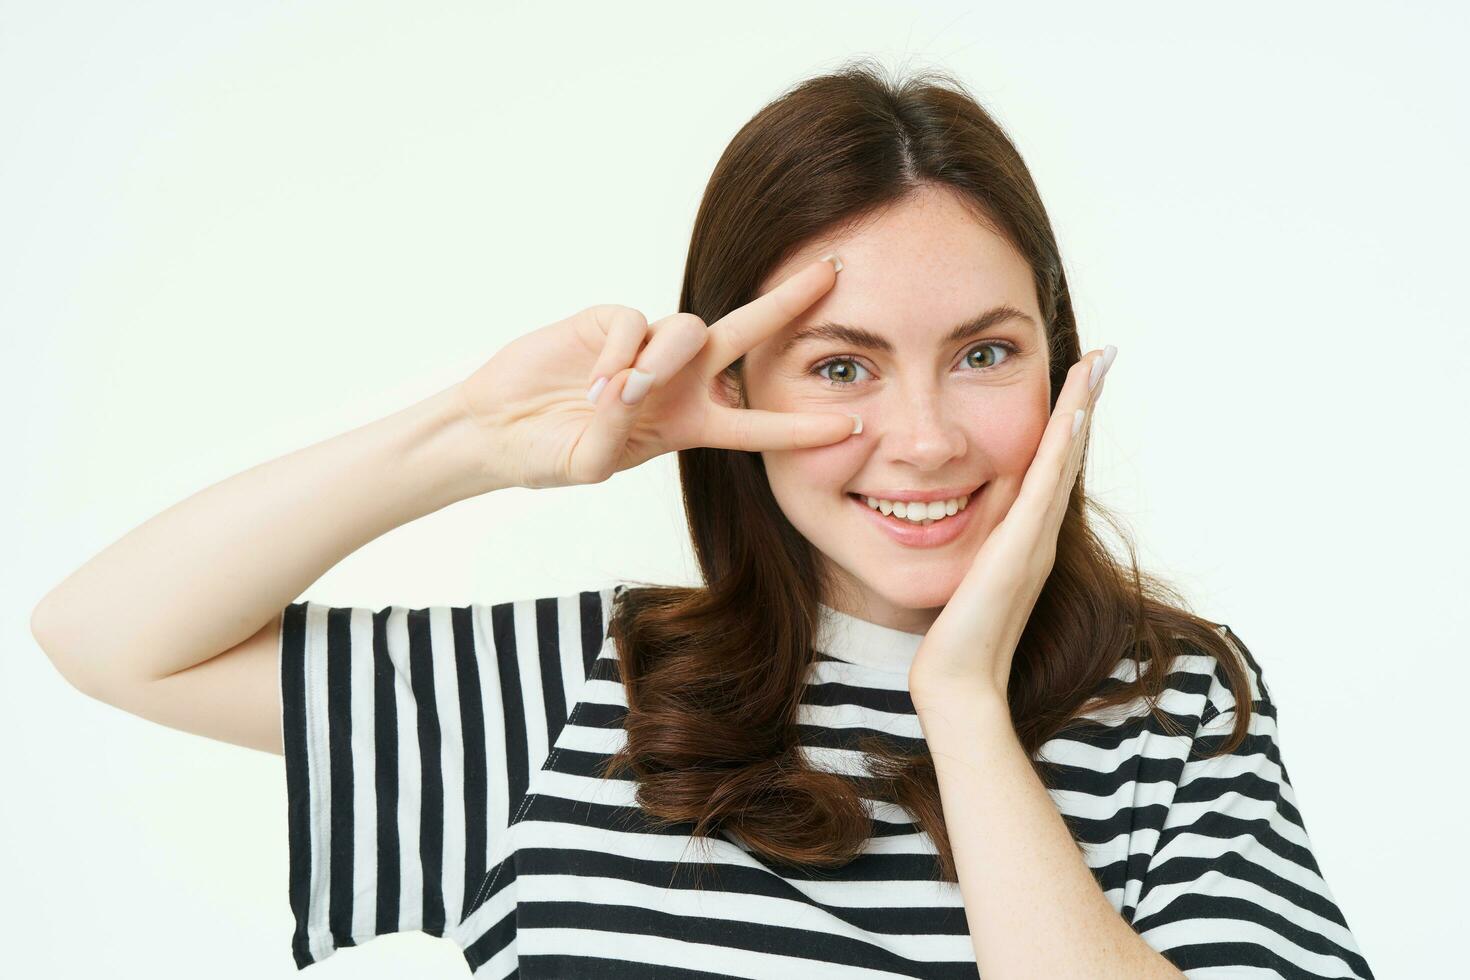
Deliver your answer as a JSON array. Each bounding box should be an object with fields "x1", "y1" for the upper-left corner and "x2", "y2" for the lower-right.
[
  {"x1": 908, "y1": 344, "x2": 1118, "y2": 704},
  {"x1": 456, "y1": 256, "x2": 859, "y2": 491}
]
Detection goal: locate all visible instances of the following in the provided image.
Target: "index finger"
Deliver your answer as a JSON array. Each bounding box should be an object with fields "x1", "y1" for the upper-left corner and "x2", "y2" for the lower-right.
[
  {"x1": 700, "y1": 255, "x2": 842, "y2": 371},
  {"x1": 1016, "y1": 347, "x2": 1113, "y2": 532},
  {"x1": 701, "y1": 403, "x2": 860, "y2": 453}
]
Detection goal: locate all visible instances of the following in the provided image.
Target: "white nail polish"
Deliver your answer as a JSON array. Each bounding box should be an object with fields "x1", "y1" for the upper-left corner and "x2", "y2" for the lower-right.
[
  {"x1": 820, "y1": 253, "x2": 843, "y2": 272},
  {"x1": 848, "y1": 413, "x2": 862, "y2": 435},
  {"x1": 586, "y1": 376, "x2": 608, "y2": 402},
  {"x1": 1072, "y1": 408, "x2": 1086, "y2": 436},
  {"x1": 621, "y1": 368, "x2": 655, "y2": 405},
  {"x1": 1089, "y1": 345, "x2": 1117, "y2": 391}
]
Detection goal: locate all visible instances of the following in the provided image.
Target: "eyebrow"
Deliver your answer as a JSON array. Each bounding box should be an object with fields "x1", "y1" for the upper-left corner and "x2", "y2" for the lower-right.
[{"x1": 775, "y1": 304, "x2": 1039, "y2": 359}]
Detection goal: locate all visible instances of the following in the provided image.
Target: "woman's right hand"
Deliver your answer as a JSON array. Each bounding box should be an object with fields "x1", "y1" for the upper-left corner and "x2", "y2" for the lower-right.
[{"x1": 455, "y1": 256, "x2": 859, "y2": 490}]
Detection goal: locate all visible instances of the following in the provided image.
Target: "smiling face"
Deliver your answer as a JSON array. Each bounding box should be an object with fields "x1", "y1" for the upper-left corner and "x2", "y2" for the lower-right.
[{"x1": 739, "y1": 185, "x2": 1053, "y2": 634}]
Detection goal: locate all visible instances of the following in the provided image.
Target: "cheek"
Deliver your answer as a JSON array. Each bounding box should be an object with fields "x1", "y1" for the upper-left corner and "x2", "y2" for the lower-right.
[
  {"x1": 761, "y1": 445, "x2": 854, "y2": 508},
  {"x1": 970, "y1": 396, "x2": 1050, "y2": 470}
]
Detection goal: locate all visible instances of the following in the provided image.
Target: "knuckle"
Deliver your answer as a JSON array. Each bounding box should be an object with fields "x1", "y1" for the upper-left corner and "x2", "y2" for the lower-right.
[
  {"x1": 610, "y1": 305, "x2": 649, "y2": 329},
  {"x1": 732, "y1": 411, "x2": 754, "y2": 449},
  {"x1": 668, "y1": 311, "x2": 707, "y2": 331},
  {"x1": 587, "y1": 304, "x2": 649, "y2": 333},
  {"x1": 675, "y1": 314, "x2": 710, "y2": 354}
]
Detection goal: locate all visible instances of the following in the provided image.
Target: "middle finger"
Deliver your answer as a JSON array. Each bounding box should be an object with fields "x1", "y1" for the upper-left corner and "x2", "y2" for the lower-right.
[{"x1": 699, "y1": 256, "x2": 842, "y2": 372}]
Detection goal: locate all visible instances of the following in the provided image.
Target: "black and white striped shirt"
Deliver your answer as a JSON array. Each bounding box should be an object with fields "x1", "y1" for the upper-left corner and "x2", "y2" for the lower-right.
[{"x1": 279, "y1": 583, "x2": 1374, "y2": 978}]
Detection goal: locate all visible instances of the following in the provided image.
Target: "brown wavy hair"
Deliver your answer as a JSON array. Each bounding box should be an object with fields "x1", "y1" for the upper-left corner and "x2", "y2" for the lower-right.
[{"x1": 599, "y1": 58, "x2": 1256, "y2": 883}]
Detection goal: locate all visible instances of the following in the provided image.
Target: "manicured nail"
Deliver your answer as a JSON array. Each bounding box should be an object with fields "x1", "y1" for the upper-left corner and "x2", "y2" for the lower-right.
[
  {"x1": 848, "y1": 413, "x2": 862, "y2": 435},
  {"x1": 586, "y1": 376, "x2": 608, "y2": 402},
  {"x1": 1088, "y1": 344, "x2": 1117, "y2": 392},
  {"x1": 621, "y1": 368, "x2": 655, "y2": 405},
  {"x1": 820, "y1": 253, "x2": 843, "y2": 273},
  {"x1": 1072, "y1": 408, "x2": 1086, "y2": 436}
]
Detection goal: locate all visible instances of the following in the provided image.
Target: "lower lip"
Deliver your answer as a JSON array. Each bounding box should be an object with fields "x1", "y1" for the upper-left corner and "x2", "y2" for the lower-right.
[{"x1": 847, "y1": 488, "x2": 982, "y2": 549}]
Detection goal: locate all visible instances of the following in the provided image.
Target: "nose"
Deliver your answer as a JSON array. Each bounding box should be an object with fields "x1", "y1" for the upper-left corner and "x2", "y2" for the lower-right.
[{"x1": 873, "y1": 386, "x2": 967, "y2": 470}]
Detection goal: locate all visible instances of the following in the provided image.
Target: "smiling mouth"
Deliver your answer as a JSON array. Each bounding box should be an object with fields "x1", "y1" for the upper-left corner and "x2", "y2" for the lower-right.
[{"x1": 846, "y1": 488, "x2": 980, "y2": 526}]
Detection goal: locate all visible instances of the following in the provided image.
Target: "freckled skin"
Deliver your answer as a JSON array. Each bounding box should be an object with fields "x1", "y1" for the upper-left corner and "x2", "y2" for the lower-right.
[{"x1": 739, "y1": 186, "x2": 1053, "y2": 634}]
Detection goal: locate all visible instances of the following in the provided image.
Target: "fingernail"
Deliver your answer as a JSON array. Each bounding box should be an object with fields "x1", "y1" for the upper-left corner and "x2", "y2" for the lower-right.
[
  {"x1": 848, "y1": 413, "x2": 862, "y2": 435},
  {"x1": 586, "y1": 376, "x2": 608, "y2": 402},
  {"x1": 620, "y1": 368, "x2": 655, "y2": 405},
  {"x1": 1072, "y1": 408, "x2": 1086, "y2": 436},
  {"x1": 820, "y1": 253, "x2": 844, "y2": 273},
  {"x1": 1088, "y1": 345, "x2": 1117, "y2": 392}
]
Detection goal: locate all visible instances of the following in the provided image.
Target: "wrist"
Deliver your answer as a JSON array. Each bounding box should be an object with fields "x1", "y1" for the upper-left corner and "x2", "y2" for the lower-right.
[
  {"x1": 909, "y1": 676, "x2": 1009, "y2": 722},
  {"x1": 405, "y1": 383, "x2": 515, "y2": 503}
]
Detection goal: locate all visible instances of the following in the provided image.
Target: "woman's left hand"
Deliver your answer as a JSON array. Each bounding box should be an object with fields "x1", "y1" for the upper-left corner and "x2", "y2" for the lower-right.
[{"x1": 907, "y1": 345, "x2": 1117, "y2": 706}]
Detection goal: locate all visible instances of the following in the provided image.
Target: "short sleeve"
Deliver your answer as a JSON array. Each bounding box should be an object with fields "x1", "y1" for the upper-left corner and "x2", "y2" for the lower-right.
[
  {"x1": 277, "y1": 585, "x2": 621, "y2": 970},
  {"x1": 1130, "y1": 628, "x2": 1375, "y2": 979}
]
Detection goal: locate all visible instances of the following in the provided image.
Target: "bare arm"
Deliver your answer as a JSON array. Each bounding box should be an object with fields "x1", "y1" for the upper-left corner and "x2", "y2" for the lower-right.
[
  {"x1": 30, "y1": 382, "x2": 500, "y2": 693},
  {"x1": 28, "y1": 259, "x2": 855, "y2": 753}
]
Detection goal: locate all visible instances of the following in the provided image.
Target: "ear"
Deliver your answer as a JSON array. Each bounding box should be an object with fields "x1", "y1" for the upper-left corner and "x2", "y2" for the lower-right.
[{"x1": 711, "y1": 363, "x2": 746, "y2": 410}]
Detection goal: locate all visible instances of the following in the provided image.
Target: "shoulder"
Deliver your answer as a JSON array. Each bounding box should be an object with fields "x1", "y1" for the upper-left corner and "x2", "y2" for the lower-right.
[
  {"x1": 1068, "y1": 623, "x2": 1273, "y2": 734},
  {"x1": 464, "y1": 581, "x2": 627, "y2": 623},
  {"x1": 1192, "y1": 624, "x2": 1273, "y2": 732}
]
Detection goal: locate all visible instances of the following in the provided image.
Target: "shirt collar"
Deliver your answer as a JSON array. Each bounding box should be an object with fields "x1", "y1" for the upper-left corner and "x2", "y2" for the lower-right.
[{"x1": 815, "y1": 602, "x2": 927, "y2": 675}]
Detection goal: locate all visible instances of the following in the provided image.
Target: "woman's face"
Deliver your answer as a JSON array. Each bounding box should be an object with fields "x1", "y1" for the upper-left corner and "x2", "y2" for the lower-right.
[{"x1": 740, "y1": 185, "x2": 1053, "y2": 635}]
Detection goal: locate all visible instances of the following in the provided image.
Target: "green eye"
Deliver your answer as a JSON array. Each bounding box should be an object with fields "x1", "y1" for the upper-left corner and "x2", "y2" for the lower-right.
[{"x1": 812, "y1": 341, "x2": 1019, "y2": 389}]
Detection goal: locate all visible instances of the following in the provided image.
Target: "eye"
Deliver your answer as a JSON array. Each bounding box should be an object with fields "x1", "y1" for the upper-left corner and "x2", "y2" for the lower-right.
[{"x1": 811, "y1": 340, "x2": 1020, "y2": 389}]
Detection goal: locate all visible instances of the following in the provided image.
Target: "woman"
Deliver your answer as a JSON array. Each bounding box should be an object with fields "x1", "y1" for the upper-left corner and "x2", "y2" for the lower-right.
[{"x1": 32, "y1": 61, "x2": 1373, "y2": 978}]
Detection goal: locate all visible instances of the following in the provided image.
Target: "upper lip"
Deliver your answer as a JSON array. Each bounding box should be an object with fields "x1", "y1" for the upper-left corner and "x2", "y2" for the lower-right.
[{"x1": 849, "y1": 485, "x2": 982, "y2": 503}]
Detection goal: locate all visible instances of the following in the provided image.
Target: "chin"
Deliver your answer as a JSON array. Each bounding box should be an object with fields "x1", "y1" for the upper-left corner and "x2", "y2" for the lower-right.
[
  {"x1": 877, "y1": 579, "x2": 960, "y2": 611},
  {"x1": 836, "y1": 565, "x2": 964, "y2": 616}
]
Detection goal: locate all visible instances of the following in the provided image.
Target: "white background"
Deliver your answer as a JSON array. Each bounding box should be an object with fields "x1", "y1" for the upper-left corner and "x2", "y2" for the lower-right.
[{"x1": 6, "y1": 1, "x2": 1463, "y2": 976}]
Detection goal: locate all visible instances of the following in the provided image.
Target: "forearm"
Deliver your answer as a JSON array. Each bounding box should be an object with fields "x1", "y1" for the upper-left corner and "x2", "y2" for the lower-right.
[
  {"x1": 912, "y1": 689, "x2": 1184, "y2": 979},
  {"x1": 32, "y1": 382, "x2": 501, "y2": 688}
]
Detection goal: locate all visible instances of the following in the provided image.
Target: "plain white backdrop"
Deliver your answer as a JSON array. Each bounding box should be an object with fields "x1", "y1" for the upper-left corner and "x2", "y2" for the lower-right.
[{"x1": 6, "y1": 1, "x2": 1463, "y2": 976}]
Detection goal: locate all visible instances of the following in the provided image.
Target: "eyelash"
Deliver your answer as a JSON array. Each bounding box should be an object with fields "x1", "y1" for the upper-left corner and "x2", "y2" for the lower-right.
[{"x1": 810, "y1": 340, "x2": 1021, "y2": 389}]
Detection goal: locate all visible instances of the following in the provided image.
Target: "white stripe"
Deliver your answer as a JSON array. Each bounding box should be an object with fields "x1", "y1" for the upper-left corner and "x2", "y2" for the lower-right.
[
  {"x1": 301, "y1": 602, "x2": 335, "y2": 960},
  {"x1": 472, "y1": 604, "x2": 512, "y2": 851},
  {"x1": 387, "y1": 607, "x2": 423, "y2": 929},
  {"x1": 798, "y1": 699, "x2": 925, "y2": 737},
  {"x1": 556, "y1": 593, "x2": 585, "y2": 711},
  {"x1": 512, "y1": 597, "x2": 549, "y2": 770},
  {"x1": 348, "y1": 606, "x2": 378, "y2": 940}
]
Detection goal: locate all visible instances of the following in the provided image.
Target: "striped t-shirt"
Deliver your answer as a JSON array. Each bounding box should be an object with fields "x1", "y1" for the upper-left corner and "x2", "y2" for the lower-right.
[{"x1": 278, "y1": 583, "x2": 1374, "y2": 978}]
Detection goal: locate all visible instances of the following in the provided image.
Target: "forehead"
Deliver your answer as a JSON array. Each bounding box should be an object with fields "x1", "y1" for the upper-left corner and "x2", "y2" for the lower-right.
[{"x1": 755, "y1": 188, "x2": 1041, "y2": 353}]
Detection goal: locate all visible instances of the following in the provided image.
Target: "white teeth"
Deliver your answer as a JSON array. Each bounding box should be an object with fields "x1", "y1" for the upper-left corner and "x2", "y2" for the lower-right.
[{"x1": 859, "y1": 492, "x2": 972, "y2": 524}]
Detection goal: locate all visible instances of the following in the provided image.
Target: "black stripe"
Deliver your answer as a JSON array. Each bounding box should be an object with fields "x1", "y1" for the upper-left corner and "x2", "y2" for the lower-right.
[
  {"x1": 371, "y1": 606, "x2": 400, "y2": 935},
  {"x1": 579, "y1": 588, "x2": 606, "y2": 680},
  {"x1": 324, "y1": 606, "x2": 356, "y2": 949},
  {"x1": 535, "y1": 596, "x2": 566, "y2": 747},
  {"x1": 491, "y1": 601, "x2": 529, "y2": 811},
  {"x1": 406, "y1": 607, "x2": 446, "y2": 937},
  {"x1": 451, "y1": 605, "x2": 488, "y2": 925},
  {"x1": 280, "y1": 602, "x2": 313, "y2": 969},
  {"x1": 519, "y1": 955, "x2": 767, "y2": 979}
]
